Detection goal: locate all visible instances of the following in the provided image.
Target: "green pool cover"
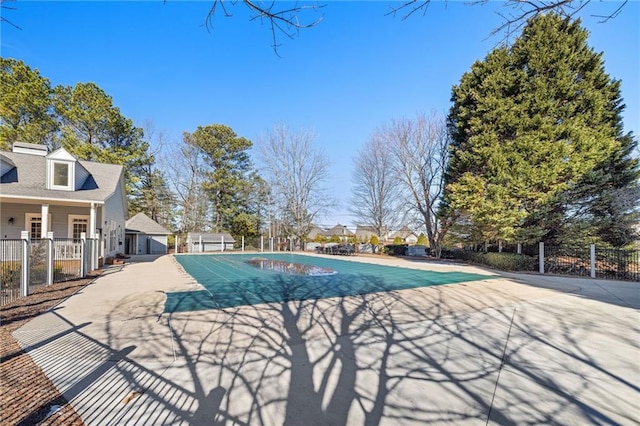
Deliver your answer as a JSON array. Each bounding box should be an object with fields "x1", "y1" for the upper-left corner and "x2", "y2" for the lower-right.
[{"x1": 165, "y1": 253, "x2": 495, "y2": 313}]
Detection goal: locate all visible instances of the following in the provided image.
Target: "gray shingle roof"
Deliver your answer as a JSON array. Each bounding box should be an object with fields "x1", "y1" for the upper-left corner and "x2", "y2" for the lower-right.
[
  {"x1": 0, "y1": 150, "x2": 123, "y2": 203},
  {"x1": 125, "y1": 212, "x2": 171, "y2": 235},
  {"x1": 326, "y1": 224, "x2": 354, "y2": 237}
]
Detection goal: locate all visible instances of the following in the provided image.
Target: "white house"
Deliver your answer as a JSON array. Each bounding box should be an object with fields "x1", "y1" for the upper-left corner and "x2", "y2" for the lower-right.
[
  {"x1": 125, "y1": 212, "x2": 171, "y2": 255},
  {"x1": 326, "y1": 224, "x2": 354, "y2": 242},
  {"x1": 390, "y1": 226, "x2": 419, "y2": 244},
  {"x1": 355, "y1": 225, "x2": 389, "y2": 242},
  {"x1": 0, "y1": 142, "x2": 127, "y2": 260}
]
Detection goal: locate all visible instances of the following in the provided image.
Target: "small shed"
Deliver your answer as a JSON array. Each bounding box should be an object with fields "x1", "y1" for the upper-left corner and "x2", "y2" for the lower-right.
[
  {"x1": 186, "y1": 232, "x2": 235, "y2": 252},
  {"x1": 125, "y1": 212, "x2": 172, "y2": 255}
]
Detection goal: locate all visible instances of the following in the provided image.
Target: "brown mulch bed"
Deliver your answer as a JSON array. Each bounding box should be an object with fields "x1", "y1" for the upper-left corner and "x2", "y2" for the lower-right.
[{"x1": 1, "y1": 273, "x2": 100, "y2": 426}]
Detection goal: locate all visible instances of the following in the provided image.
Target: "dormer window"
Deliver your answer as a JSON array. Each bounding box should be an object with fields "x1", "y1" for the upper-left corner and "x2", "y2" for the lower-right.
[
  {"x1": 46, "y1": 147, "x2": 77, "y2": 191},
  {"x1": 49, "y1": 160, "x2": 73, "y2": 190},
  {"x1": 53, "y1": 162, "x2": 69, "y2": 186}
]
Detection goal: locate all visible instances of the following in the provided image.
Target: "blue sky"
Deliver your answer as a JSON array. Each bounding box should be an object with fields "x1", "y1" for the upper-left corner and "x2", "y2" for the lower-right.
[{"x1": 2, "y1": 1, "x2": 638, "y2": 228}]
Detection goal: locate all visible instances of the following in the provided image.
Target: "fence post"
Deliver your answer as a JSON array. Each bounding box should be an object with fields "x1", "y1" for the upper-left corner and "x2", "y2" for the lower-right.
[
  {"x1": 80, "y1": 232, "x2": 87, "y2": 278},
  {"x1": 242, "y1": 236, "x2": 245, "y2": 252},
  {"x1": 20, "y1": 231, "x2": 30, "y2": 297},
  {"x1": 539, "y1": 242, "x2": 545, "y2": 274},
  {"x1": 199, "y1": 235, "x2": 203, "y2": 253},
  {"x1": 590, "y1": 244, "x2": 596, "y2": 278},
  {"x1": 221, "y1": 235, "x2": 225, "y2": 252},
  {"x1": 517, "y1": 243, "x2": 522, "y2": 254},
  {"x1": 261, "y1": 236, "x2": 264, "y2": 252},
  {"x1": 46, "y1": 232, "x2": 54, "y2": 285},
  {"x1": 93, "y1": 238, "x2": 98, "y2": 271}
]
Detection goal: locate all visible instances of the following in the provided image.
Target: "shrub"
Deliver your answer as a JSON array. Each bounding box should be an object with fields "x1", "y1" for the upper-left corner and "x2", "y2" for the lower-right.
[
  {"x1": 461, "y1": 251, "x2": 535, "y2": 271},
  {"x1": 384, "y1": 244, "x2": 408, "y2": 256}
]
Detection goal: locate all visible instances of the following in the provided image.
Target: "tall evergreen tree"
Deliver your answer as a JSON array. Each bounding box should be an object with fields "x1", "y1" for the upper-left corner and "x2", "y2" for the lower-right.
[
  {"x1": 0, "y1": 58, "x2": 57, "y2": 149},
  {"x1": 128, "y1": 165, "x2": 177, "y2": 230},
  {"x1": 54, "y1": 82, "x2": 154, "y2": 198},
  {"x1": 445, "y1": 13, "x2": 632, "y2": 245},
  {"x1": 184, "y1": 124, "x2": 257, "y2": 234}
]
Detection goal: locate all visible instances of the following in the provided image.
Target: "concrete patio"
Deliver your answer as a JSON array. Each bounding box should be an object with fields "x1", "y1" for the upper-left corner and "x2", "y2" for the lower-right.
[{"x1": 12, "y1": 253, "x2": 640, "y2": 425}]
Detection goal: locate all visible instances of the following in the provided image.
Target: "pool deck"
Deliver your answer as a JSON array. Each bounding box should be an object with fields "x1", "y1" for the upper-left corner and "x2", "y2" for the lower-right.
[{"x1": 13, "y1": 252, "x2": 640, "y2": 425}]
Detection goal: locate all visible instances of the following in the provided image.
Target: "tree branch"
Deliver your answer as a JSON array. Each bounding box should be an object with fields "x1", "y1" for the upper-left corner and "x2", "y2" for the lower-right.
[
  {"x1": 204, "y1": 1, "x2": 324, "y2": 55},
  {"x1": 1, "y1": 0, "x2": 22, "y2": 30}
]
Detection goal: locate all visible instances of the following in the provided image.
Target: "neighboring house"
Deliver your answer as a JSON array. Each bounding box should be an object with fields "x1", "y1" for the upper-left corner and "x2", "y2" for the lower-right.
[
  {"x1": 186, "y1": 232, "x2": 235, "y2": 252},
  {"x1": 125, "y1": 212, "x2": 172, "y2": 255},
  {"x1": 390, "y1": 226, "x2": 419, "y2": 244},
  {"x1": 326, "y1": 224, "x2": 354, "y2": 242},
  {"x1": 0, "y1": 142, "x2": 127, "y2": 259},
  {"x1": 355, "y1": 225, "x2": 389, "y2": 242},
  {"x1": 306, "y1": 225, "x2": 328, "y2": 241}
]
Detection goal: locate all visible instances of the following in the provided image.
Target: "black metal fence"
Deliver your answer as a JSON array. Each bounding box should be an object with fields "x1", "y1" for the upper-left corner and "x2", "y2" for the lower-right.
[
  {"x1": 594, "y1": 248, "x2": 639, "y2": 281},
  {"x1": 1, "y1": 237, "x2": 91, "y2": 306},
  {"x1": 466, "y1": 243, "x2": 640, "y2": 282},
  {"x1": 29, "y1": 238, "x2": 48, "y2": 290},
  {"x1": 53, "y1": 238, "x2": 83, "y2": 281},
  {"x1": 544, "y1": 246, "x2": 592, "y2": 278},
  {"x1": 1, "y1": 239, "x2": 22, "y2": 306}
]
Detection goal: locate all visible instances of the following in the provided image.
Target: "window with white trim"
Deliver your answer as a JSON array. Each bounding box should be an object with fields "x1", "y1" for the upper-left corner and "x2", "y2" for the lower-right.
[
  {"x1": 48, "y1": 160, "x2": 74, "y2": 190},
  {"x1": 68, "y1": 215, "x2": 90, "y2": 240},
  {"x1": 25, "y1": 213, "x2": 51, "y2": 239},
  {"x1": 54, "y1": 162, "x2": 69, "y2": 186}
]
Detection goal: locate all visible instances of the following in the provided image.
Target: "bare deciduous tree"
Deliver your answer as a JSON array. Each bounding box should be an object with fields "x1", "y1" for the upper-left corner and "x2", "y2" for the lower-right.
[
  {"x1": 351, "y1": 132, "x2": 400, "y2": 242},
  {"x1": 388, "y1": 0, "x2": 628, "y2": 44},
  {"x1": 384, "y1": 112, "x2": 452, "y2": 257},
  {"x1": 258, "y1": 124, "x2": 333, "y2": 249},
  {"x1": 163, "y1": 134, "x2": 211, "y2": 234},
  {"x1": 202, "y1": 0, "x2": 627, "y2": 51}
]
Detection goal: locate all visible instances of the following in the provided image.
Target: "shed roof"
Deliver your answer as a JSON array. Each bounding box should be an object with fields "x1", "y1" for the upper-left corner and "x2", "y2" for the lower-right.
[{"x1": 125, "y1": 212, "x2": 172, "y2": 235}]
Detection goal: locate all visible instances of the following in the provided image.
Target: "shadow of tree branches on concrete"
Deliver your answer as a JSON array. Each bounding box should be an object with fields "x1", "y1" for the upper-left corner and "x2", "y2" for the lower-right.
[{"x1": 11, "y1": 265, "x2": 639, "y2": 425}]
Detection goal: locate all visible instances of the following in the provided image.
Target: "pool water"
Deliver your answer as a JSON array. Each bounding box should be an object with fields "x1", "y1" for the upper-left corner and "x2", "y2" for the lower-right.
[{"x1": 165, "y1": 253, "x2": 494, "y2": 313}]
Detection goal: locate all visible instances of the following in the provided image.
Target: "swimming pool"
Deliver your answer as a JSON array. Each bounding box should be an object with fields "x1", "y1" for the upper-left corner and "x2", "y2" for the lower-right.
[{"x1": 165, "y1": 253, "x2": 493, "y2": 312}]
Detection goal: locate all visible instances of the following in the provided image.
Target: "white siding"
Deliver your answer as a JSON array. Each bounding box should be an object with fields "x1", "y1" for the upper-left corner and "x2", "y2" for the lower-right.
[
  {"x1": 0, "y1": 203, "x2": 95, "y2": 239},
  {"x1": 102, "y1": 174, "x2": 127, "y2": 256},
  {"x1": 135, "y1": 235, "x2": 168, "y2": 254},
  {"x1": 75, "y1": 163, "x2": 90, "y2": 190},
  {"x1": 0, "y1": 159, "x2": 14, "y2": 176}
]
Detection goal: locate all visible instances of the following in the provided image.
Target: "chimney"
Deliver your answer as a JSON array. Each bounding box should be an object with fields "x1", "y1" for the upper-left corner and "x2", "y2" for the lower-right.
[{"x1": 12, "y1": 142, "x2": 48, "y2": 156}]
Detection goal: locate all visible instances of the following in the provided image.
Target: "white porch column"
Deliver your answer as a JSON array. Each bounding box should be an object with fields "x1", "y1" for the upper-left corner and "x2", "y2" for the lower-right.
[
  {"x1": 90, "y1": 203, "x2": 97, "y2": 238},
  {"x1": 41, "y1": 204, "x2": 49, "y2": 236}
]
